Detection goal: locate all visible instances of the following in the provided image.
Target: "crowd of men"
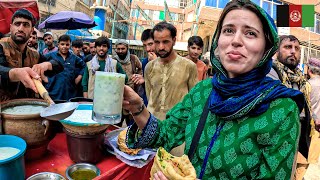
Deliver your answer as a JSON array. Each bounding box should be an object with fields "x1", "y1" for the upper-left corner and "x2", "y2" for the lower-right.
[{"x1": 0, "y1": 8, "x2": 320, "y2": 179}]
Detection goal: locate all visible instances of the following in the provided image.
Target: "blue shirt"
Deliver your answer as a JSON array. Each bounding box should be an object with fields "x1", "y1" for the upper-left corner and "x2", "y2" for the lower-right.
[
  {"x1": 141, "y1": 57, "x2": 149, "y2": 106},
  {"x1": 45, "y1": 51, "x2": 86, "y2": 101},
  {"x1": 142, "y1": 57, "x2": 149, "y2": 75}
]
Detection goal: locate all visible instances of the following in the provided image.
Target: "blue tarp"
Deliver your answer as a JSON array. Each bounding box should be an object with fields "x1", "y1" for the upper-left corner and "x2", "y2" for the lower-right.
[{"x1": 65, "y1": 29, "x2": 95, "y2": 41}]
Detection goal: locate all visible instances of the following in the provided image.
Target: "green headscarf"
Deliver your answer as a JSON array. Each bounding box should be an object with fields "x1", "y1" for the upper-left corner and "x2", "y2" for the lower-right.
[
  {"x1": 208, "y1": 0, "x2": 304, "y2": 120},
  {"x1": 210, "y1": 0, "x2": 279, "y2": 76}
]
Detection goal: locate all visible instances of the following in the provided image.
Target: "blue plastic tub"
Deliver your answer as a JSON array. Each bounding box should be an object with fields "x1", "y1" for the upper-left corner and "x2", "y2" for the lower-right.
[{"x1": 0, "y1": 135, "x2": 27, "y2": 180}]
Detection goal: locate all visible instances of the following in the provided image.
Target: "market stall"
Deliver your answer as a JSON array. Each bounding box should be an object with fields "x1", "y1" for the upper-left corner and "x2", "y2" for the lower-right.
[{"x1": 25, "y1": 126, "x2": 153, "y2": 179}]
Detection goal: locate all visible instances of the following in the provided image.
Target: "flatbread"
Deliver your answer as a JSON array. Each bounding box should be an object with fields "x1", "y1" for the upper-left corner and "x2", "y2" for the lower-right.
[
  {"x1": 117, "y1": 129, "x2": 141, "y2": 155},
  {"x1": 150, "y1": 147, "x2": 197, "y2": 180}
]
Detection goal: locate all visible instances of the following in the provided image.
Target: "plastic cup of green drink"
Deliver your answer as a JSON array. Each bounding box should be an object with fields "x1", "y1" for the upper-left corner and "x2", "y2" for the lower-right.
[{"x1": 92, "y1": 72, "x2": 125, "y2": 124}]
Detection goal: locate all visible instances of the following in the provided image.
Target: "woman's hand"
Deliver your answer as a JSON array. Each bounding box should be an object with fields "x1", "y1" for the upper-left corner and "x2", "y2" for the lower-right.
[
  {"x1": 153, "y1": 171, "x2": 168, "y2": 180},
  {"x1": 123, "y1": 85, "x2": 144, "y2": 113},
  {"x1": 122, "y1": 85, "x2": 150, "y2": 130}
]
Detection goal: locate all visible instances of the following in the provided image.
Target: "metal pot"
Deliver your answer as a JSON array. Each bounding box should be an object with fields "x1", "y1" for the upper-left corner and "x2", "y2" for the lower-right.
[
  {"x1": 27, "y1": 172, "x2": 66, "y2": 180},
  {"x1": 1, "y1": 98, "x2": 55, "y2": 160},
  {"x1": 65, "y1": 163, "x2": 100, "y2": 180}
]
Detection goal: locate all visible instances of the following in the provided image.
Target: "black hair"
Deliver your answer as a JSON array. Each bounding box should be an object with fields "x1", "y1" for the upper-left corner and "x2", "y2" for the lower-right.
[
  {"x1": 215, "y1": 0, "x2": 274, "y2": 52},
  {"x1": 151, "y1": 21, "x2": 177, "y2": 39},
  {"x1": 31, "y1": 31, "x2": 37, "y2": 36},
  {"x1": 58, "y1": 35, "x2": 71, "y2": 43},
  {"x1": 141, "y1": 29, "x2": 152, "y2": 41},
  {"x1": 72, "y1": 39, "x2": 83, "y2": 48},
  {"x1": 188, "y1": 36, "x2": 204, "y2": 48},
  {"x1": 279, "y1": 35, "x2": 300, "y2": 46},
  {"x1": 11, "y1": 8, "x2": 35, "y2": 26},
  {"x1": 95, "y1": 36, "x2": 110, "y2": 48}
]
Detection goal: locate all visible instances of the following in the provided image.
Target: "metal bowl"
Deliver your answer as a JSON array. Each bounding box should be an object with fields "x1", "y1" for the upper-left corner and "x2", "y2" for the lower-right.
[
  {"x1": 65, "y1": 163, "x2": 100, "y2": 180},
  {"x1": 27, "y1": 172, "x2": 66, "y2": 180}
]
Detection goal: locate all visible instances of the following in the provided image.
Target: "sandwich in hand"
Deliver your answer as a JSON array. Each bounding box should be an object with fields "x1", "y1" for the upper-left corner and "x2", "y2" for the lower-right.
[
  {"x1": 117, "y1": 128, "x2": 142, "y2": 155},
  {"x1": 150, "y1": 147, "x2": 197, "y2": 180}
]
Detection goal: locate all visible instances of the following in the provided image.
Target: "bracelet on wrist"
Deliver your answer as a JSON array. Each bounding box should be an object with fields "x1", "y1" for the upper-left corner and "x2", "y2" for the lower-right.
[{"x1": 131, "y1": 103, "x2": 145, "y2": 116}]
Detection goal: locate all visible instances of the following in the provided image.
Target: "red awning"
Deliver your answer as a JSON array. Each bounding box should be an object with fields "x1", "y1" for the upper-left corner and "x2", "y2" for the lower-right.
[{"x1": 0, "y1": 0, "x2": 39, "y2": 34}]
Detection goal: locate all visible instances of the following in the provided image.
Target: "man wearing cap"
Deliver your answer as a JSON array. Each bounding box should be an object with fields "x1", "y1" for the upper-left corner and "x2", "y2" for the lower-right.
[
  {"x1": 0, "y1": 8, "x2": 63, "y2": 102},
  {"x1": 114, "y1": 39, "x2": 142, "y2": 89},
  {"x1": 114, "y1": 39, "x2": 142, "y2": 126},
  {"x1": 306, "y1": 58, "x2": 320, "y2": 167},
  {"x1": 42, "y1": 32, "x2": 57, "y2": 55},
  {"x1": 268, "y1": 35, "x2": 313, "y2": 180}
]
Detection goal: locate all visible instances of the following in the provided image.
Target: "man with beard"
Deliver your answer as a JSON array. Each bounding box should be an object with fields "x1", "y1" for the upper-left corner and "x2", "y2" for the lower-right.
[
  {"x1": 0, "y1": 9, "x2": 63, "y2": 102},
  {"x1": 82, "y1": 36, "x2": 127, "y2": 99},
  {"x1": 268, "y1": 35, "x2": 313, "y2": 180},
  {"x1": 89, "y1": 42, "x2": 96, "y2": 56},
  {"x1": 114, "y1": 39, "x2": 143, "y2": 126},
  {"x1": 144, "y1": 21, "x2": 198, "y2": 156},
  {"x1": 44, "y1": 35, "x2": 85, "y2": 101},
  {"x1": 83, "y1": 42, "x2": 96, "y2": 63},
  {"x1": 27, "y1": 30, "x2": 38, "y2": 50},
  {"x1": 42, "y1": 32, "x2": 57, "y2": 55},
  {"x1": 185, "y1": 36, "x2": 208, "y2": 80},
  {"x1": 114, "y1": 39, "x2": 142, "y2": 90}
]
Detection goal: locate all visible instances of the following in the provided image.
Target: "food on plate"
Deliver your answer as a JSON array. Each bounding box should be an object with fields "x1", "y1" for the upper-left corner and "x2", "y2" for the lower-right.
[
  {"x1": 150, "y1": 147, "x2": 197, "y2": 180},
  {"x1": 117, "y1": 129, "x2": 142, "y2": 155}
]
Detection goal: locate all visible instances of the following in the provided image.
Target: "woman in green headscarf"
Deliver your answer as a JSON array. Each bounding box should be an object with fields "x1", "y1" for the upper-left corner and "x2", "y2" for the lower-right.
[{"x1": 122, "y1": 0, "x2": 305, "y2": 179}]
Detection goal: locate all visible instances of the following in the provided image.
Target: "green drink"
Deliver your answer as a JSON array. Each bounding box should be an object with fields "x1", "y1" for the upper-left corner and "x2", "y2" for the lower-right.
[{"x1": 92, "y1": 72, "x2": 125, "y2": 124}]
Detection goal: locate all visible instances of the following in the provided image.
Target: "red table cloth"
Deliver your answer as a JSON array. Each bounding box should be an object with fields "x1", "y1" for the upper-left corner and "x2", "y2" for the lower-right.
[{"x1": 25, "y1": 127, "x2": 153, "y2": 180}]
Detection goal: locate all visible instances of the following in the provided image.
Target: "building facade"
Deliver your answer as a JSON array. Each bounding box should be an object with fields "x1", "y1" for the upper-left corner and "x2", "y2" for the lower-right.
[
  {"x1": 37, "y1": 0, "x2": 130, "y2": 39},
  {"x1": 129, "y1": 0, "x2": 199, "y2": 41}
]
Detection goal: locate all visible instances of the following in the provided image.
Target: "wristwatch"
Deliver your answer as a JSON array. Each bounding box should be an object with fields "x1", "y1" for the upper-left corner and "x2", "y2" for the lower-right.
[{"x1": 131, "y1": 103, "x2": 145, "y2": 116}]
